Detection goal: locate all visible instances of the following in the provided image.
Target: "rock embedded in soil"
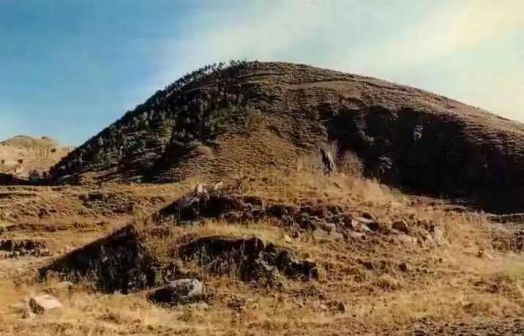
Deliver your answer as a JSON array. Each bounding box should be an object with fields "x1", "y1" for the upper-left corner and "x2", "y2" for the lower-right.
[
  {"x1": 155, "y1": 188, "x2": 356, "y2": 234},
  {"x1": 0, "y1": 239, "x2": 50, "y2": 258},
  {"x1": 28, "y1": 294, "x2": 62, "y2": 315},
  {"x1": 148, "y1": 278, "x2": 204, "y2": 305},
  {"x1": 391, "y1": 220, "x2": 410, "y2": 234}
]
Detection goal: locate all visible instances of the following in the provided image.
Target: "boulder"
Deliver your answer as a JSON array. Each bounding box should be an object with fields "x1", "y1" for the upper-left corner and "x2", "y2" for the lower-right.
[
  {"x1": 148, "y1": 279, "x2": 204, "y2": 305},
  {"x1": 28, "y1": 294, "x2": 62, "y2": 315}
]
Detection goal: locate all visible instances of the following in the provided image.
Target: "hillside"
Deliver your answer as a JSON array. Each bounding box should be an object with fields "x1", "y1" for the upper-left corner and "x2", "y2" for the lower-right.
[
  {"x1": 0, "y1": 168, "x2": 522, "y2": 335},
  {"x1": 0, "y1": 63, "x2": 523, "y2": 335},
  {"x1": 49, "y1": 62, "x2": 524, "y2": 213},
  {"x1": 0, "y1": 135, "x2": 72, "y2": 178}
]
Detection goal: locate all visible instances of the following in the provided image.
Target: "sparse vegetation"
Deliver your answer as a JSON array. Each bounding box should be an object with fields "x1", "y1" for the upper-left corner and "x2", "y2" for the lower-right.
[
  {"x1": 0, "y1": 160, "x2": 522, "y2": 335},
  {"x1": 0, "y1": 62, "x2": 523, "y2": 335}
]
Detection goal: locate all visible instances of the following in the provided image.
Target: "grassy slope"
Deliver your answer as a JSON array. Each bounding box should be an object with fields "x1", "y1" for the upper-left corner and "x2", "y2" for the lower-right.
[{"x1": 0, "y1": 163, "x2": 522, "y2": 335}]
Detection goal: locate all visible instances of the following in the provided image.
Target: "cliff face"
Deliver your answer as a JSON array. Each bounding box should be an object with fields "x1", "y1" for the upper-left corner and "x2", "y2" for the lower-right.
[{"x1": 50, "y1": 62, "x2": 524, "y2": 212}]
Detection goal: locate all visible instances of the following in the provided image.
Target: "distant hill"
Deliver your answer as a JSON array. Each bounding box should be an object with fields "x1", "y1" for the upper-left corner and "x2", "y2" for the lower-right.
[
  {"x1": 49, "y1": 61, "x2": 524, "y2": 213},
  {"x1": 0, "y1": 135, "x2": 72, "y2": 178}
]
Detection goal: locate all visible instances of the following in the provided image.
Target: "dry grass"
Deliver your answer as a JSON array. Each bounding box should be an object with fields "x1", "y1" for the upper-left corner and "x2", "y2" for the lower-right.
[{"x1": 0, "y1": 163, "x2": 522, "y2": 335}]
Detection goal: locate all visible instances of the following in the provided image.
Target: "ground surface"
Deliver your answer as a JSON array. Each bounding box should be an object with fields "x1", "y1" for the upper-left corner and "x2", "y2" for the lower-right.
[
  {"x1": 0, "y1": 135, "x2": 72, "y2": 178},
  {"x1": 0, "y1": 167, "x2": 522, "y2": 335}
]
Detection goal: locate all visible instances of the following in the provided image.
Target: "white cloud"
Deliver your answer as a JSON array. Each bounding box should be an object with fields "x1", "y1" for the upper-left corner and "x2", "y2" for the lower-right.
[
  {"x1": 367, "y1": 0, "x2": 524, "y2": 68},
  {"x1": 153, "y1": 0, "x2": 524, "y2": 122}
]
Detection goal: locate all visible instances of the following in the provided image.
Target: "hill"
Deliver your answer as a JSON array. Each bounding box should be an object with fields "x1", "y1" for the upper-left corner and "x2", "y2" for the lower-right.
[
  {"x1": 0, "y1": 135, "x2": 72, "y2": 178},
  {"x1": 49, "y1": 61, "x2": 524, "y2": 211},
  {"x1": 0, "y1": 62, "x2": 523, "y2": 335}
]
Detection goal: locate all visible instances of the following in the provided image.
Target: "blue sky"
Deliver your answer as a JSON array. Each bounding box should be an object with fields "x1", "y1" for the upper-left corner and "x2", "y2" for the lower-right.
[{"x1": 1, "y1": 0, "x2": 523, "y2": 145}]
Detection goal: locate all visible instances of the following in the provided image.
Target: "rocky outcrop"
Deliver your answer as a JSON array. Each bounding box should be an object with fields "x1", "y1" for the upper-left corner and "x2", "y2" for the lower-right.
[
  {"x1": 148, "y1": 278, "x2": 204, "y2": 305},
  {"x1": 39, "y1": 225, "x2": 161, "y2": 293},
  {"x1": 155, "y1": 187, "x2": 373, "y2": 234},
  {"x1": 178, "y1": 235, "x2": 318, "y2": 283}
]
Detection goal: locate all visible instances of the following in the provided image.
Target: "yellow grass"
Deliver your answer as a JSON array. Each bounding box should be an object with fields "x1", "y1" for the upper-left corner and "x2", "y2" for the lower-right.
[{"x1": 0, "y1": 164, "x2": 522, "y2": 335}]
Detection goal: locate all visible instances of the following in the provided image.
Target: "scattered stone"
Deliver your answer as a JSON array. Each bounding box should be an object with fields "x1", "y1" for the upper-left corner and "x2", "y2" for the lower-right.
[
  {"x1": 148, "y1": 279, "x2": 204, "y2": 305},
  {"x1": 399, "y1": 262, "x2": 409, "y2": 272},
  {"x1": 318, "y1": 221, "x2": 337, "y2": 233},
  {"x1": 193, "y1": 183, "x2": 209, "y2": 196},
  {"x1": 0, "y1": 239, "x2": 50, "y2": 258},
  {"x1": 56, "y1": 281, "x2": 74, "y2": 290},
  {"x1": 392, "y1": 220, "x2": 410, "y2": 234},
  {"x1": 395, "y1": 233, "x2": 418, "y2": 247},
  {"x1": 476, "y1": 250, "x2": 495, "y2": 260},
  {"x1": 327, "y1": 300, "x2": 347, "y2": 313},
  {"x1": 429, "y1": 225, "x2": 448, "y2": 246},
  {"x1": 283, "y1": 234, "x2": 292, "y2": 243},
  {"x1": 356, "y1": 217, "x2": 379, "y2": 232},
  {"x1": 29, "y1": 294, "x2": 62, "y2": 315}
]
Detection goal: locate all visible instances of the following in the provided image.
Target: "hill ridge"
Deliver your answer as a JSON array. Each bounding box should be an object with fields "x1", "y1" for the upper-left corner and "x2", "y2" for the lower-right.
[{"x1": 49, "y1": 61, "x2": 524, "y2": 213}]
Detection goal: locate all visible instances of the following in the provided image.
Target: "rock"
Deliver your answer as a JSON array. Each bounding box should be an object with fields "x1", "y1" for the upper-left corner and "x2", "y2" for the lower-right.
[
  {"x1": 56, "y1": 281, "x2": 74, "y2": 290},
  {"x1": 0, "y1": 239, "x2": 50, "y2": 258},
  {"x1": 283, "y1": 234, "x2": 292, "y2": 243},
  {"x1": 356, "y1": 217, "x2": 380, "y2": 231},
  {"x1": 476, "y1": 250, "x2": 495, "y2": 260},
  {"x1": 399, "y1": 262, "x2": 409, "y2": 272},
  {"x1": 429, "y1": 225, "x2": 448, "y2": 246},
  {"x1": 392, "y1": 220, "x2": 410, "y2": 234},
  {"x1": 148, "y1": 278, "x2": 204, "y2": 305},
  {"x1": 319, "y1": 221, "x2": 337, "y2": 233},
  {"x1": 28, "y1": 294, "x2": 63, "y2": 315},
  {"x1": 348, "y1": 231, "x2": 366, "y2": 240},
  {"x1": 395, "y1": 233, "x2": 418, "y2": 247},
  {"x1": 327, "y1": 300, "x2": 347, "y2": 313}
]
